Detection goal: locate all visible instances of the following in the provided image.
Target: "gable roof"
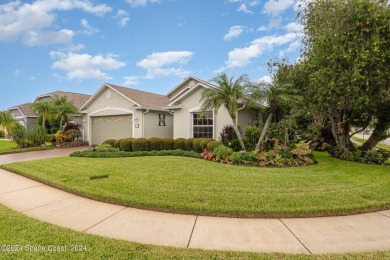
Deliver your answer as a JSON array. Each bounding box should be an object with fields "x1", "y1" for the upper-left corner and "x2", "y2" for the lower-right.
[
  {"x1": 107, "y1": 84, "x2": 171, "y2": 110},
  {"x1": 8, "y1": 103, "x2": 37, "y2": 117},
  {"x1": 36, "y1": 91, "x2": 91, "y2": 109},
  {"x1": 166, "y1": 76, "x2": 218, "y2": 99},
  {"x1": 81, "y1": 83, "x2": 171, "y2": 111}
]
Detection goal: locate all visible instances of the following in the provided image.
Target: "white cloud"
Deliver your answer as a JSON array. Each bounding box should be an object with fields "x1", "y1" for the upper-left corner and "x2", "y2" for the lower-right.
[
  {"x1": 50, "y1": 51, "x2": 126, "y2": 81},
  {"x1": 80, "y1": 19, "x2": 99, "y2": 35},
  {"x1": 224, "y1": 25, "x2": 245, "y2": 41},
  {"x1": 217, "y1": 32, "x2": 302, "y2": 71},
  {"x1": 124, "y1": 76, "x2": 139, "y2": 86},
  {"x1": 248, "y1": 1, "x2": 260, "y2": 6},
  {"x1": 259, "y1": 75, "x2": 272, "y2": 83},
  {"x1": 115, "y1": 10, "x2": 129, "y2": 27},
  {"x1": 14, "y1": 69, "x2": 23, "y2": 76},
  {"x1": 137, "y1": 51, "x2": 193, "y2": 79},
  {"x1": 0, "y1": 0, "x2": 111, "y2": 45},
  {"x1": 125, "y1": 0, "x2": 160, "y2": 7},
  {"x1": 258, "y1": 17, "x2": 282, "y2": 31},
  {"x1": 263, "y1": 0, "x2": 295, "y2": 16},
  {"x1": 237, "y1": 3, "x2": 253, "y2": 14},
  {"x1": 284, "y1": 22, "x2": 303, "y2": 33}
]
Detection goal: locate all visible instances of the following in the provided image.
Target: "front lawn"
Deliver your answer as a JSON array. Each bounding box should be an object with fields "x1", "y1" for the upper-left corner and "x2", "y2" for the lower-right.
[
  {"x1": 0, "y1": 139, "x2": 53, "y2": 155},
  {"x1": 1, "y1": 204, "x2": 389, "y2": 259},
  {"x1": 3, "y1": 152, "x2": 389, "y2": 218}
]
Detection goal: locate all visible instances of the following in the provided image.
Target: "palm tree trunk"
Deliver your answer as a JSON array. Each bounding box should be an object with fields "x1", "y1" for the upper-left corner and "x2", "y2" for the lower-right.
[
  {"x1": 42, "y1": 113, "x2": 46, "y2": 130},
  {"x1": 233, "y1": 124, "x2": 246, "y2": 152},
  {"x1": 255, "y1": 113, "x2": 273, "y2": 152}
]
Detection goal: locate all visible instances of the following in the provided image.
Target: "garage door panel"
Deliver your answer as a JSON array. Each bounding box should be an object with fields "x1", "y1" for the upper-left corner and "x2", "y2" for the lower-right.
[{"x1": 92, "y1": 115, "x2": 132, "y2": 145}]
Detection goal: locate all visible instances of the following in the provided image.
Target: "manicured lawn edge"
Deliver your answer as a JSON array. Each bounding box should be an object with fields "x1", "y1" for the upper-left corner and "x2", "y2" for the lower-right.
[
  {"x1": 0, "y1": 145, "x2": 54, "y2": 155},
  {"x1": 1, "y1": 203, "x2": 389, "y2": 259},
  {"x1": 2, "y1": 153, "x2": 390, "y2": 219}
]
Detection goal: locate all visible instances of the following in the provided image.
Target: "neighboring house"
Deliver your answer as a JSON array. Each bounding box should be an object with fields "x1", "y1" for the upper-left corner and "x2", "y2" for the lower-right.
[
  {"x1": 82, "y1": 76, "x2": 258, "y2": 145},
  {"x1": 8, "y1": 91, "x2": 91, "y2": 132},
  {"x1": 8, "y1": 103, "x2": 38, "y2": 129},
  {"x1": 35, "y1": 91, "x2": 91, "y2": 127}
]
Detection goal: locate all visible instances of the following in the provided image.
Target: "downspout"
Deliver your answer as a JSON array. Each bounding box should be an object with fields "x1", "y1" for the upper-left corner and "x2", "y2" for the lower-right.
[
  {"x1": 142, "y1": 109, "x2": 150, "y2": 137},
  {"x1": 236, "y1": 104, "x2": 246, "y2": 126},
  {"x1": 168, "y1": 110, "x2": 174, "y2": 139}
]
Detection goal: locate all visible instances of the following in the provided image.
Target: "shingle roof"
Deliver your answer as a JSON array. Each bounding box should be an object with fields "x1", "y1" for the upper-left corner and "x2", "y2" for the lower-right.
[
  {"x1": 107, "y1": 84, "x2": 171, "y2": 110},
  {"x1": 10, "y1": 103, "x2": 37, "y2": 117},
  {"x1": 39, "y1": 91, "x2": 91, "y2": 109}
]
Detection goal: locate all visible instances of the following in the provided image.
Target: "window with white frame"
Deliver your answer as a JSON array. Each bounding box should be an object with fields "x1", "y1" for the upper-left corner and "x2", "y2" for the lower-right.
[{"x1": 193, "y1": 112, "x2": 213, "y2": 138}]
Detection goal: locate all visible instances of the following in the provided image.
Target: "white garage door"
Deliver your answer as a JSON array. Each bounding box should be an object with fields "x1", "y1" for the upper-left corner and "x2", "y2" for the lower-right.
[{"x1": 92, "y1": 115, "x2": 133, "y2": 145}]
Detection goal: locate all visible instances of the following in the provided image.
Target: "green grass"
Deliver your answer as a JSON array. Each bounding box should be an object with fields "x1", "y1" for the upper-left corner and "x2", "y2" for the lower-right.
[
  {"x1": 0, "y1": 139, "x2": 53, "y2": 155},
  {"x1": 1, "y1": 203, "x2": 389, "y2": 259},
  {"x1": 351, "y1": 136, "x2": 390, "y2": 152},
  {"x1": 2, "y1": 152, "x2": 390, "y2": 218}
]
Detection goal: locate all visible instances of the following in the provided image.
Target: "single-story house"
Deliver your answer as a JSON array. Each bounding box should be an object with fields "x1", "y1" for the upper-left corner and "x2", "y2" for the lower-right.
[
  {"x1": 81, "y1": 76, "x2": 258, "y2": 145},
  {"x1": 35, "y1": 91, "x2": 91, "y2": 127},
  {"x1": 8, "y1": 103, "x2": 38, "y2": 130},
  {"x1": 8, "y1": 91, "x2": 91, "y2": 130}
]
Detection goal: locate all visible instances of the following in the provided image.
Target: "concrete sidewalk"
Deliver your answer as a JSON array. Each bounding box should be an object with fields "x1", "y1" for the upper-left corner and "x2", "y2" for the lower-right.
[{"x1": 0, "y1": 168, "x2": 389, "y2": 254}]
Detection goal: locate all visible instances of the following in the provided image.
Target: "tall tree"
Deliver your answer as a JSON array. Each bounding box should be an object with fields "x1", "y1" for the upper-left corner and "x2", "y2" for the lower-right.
[
  {"x1": 298, "y1": 0, "x2": 390, "y2": 149},
  {"x1": 31, "y1": 101, "x2": 54, "y2": 130},
  {"x1": 53, "y1": 96, "x2": 78, "y2": 132},
  {"x1": 247, "y1": 79, "x2": 300, "y2": 152},
  {"x1": 200, "y1": 73, "x2": 249, "y2": 151}
]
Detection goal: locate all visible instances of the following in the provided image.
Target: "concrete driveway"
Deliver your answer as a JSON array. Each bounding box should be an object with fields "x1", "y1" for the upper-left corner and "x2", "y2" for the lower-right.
[{"x1": 0, "y1": 146, "x2": 90, "y2": 165}]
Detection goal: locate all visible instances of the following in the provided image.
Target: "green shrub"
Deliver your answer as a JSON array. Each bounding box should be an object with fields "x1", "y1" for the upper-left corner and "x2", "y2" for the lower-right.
[
  {"x1": 11, "y1": 123, "x2": 29, "y2": 148},
  {"x1": 114, "y1": 139, "x2": 121, "y2": 149},
  {"x1": 0, "y1": 130, "x2": 5, "y2": 138},
  {"x1": 71, "y1": 149, "x2": 200, "y2": 159},
  {"x1": 132, "y1": 138, "x2": 148, "y2": 151},
  {"x1": 200, "y1": 138, "x2": 214, "y2": 151},
  {"x1": 28, "y1": 125, "x2": 47, "y2": 146},
  {"x1": 119, "y1": 138, "x2": 134, "y2": 152},
  {"x1": 65, "y1": 129, "x2": 81, "y2": 142},
  {"x1": 361, "y1": 149, "x2": 389, "y2": 165},
  {"x1": 162, "y1": 138, "x2": 174, "y2": 150},
  {"x1": 102, "y1": 139, "x2": 116, "y2": 146},
  {"x1": 213, "y1": 145, "x2": 233, "y2": 161},
  {"x1": 228, "y1": 138, "x2": 242, "y2": 152},
  {"x1": 51, "y1": 128, "x2": 60, "y2": 134},
  {"x1": 174, "y1": 138, "x2": 186, "y2": 150},
  {"x1": 184, "y1": 138, "x2": 194, "y2": 151},
  {"x1": 230, "y1": 152, "x2": 243, "y2": 164},
  {"x1": 95, "y1": 144, "x2": 119, "y2": 152},
  {"x1": 243, "y1": 126, "x2": 260, "y2": 151},
  {"x1": 148, "y1": 137, "x2": 163, "y2": 151},
  {"x1": 193, "y1": 138, "x2": 204, "y2": 152},
  {"x1": 207, "y1": 141, "x2": 222, "y2": 152},
  {"x1": 241, "y1": 151, "x2": 258, "y2": 164}
]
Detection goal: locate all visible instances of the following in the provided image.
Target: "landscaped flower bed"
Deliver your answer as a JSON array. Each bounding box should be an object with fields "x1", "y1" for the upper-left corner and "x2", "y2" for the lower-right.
[{"x1": 73, "y1": 137, "x2": 316, "y2": 167}]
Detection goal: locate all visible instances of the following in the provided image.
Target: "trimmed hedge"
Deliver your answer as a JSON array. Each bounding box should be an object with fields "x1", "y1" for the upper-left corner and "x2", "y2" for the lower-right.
[
  {"x1": 184, "y1": 138, "x2": 194, "y2": 151},
  {"x1": 114, "y1": 139, "x2": 121, "y2": 149},
  {"x1": 200, "y1": 138, "x2": 214, "y2": 151},
  {"x1": 193, "y1": 139, "x2": 204, "y2": 152},
  {"x1": 162, "y1": 138, "x2": 174, "y2": 150},
  {"x1": 132, "y1": 138, "x2": 148, "y2": 152},
  {"x1": 148, "y1": 137, "x2": 163, "y2": 151},
  {"x1": 119, "y1": 138, "x2": 134, "y2": 152},
  {"x1": 102, "y1": 139, "x2": 116, "y2": 146},
  {"x1": 71, "y1": 149, "x2": 200, "y2": 159},
  {"x1": 207, "y1": 141, "x2": 222, "y2": 152},
  {"x1": 174, "y1": 138, "x2": 186, "y2": 150}
]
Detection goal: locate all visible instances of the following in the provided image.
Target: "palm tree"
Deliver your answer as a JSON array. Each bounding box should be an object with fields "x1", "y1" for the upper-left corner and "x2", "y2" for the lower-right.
[
  {"x1": 200, "y1": 73, "x2": 249, "y2": 151},
  {"x1": 31, "y1": 101, "x2": 54, "y2": 130},
  {"x1": 247, "y1": 79, "x2": 300, "y2": 152},
  {"x1": 53, "y1": 96, "x2": 78, "y2": 132},
  {"x1": 0, "y1": 111, "x2": 16, "y2": 136}
]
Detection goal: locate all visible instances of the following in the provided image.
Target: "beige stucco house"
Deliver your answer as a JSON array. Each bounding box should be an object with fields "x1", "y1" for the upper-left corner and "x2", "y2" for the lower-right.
[{"x1": 82, "y1": 76, "x2": 257, "y2": 145}]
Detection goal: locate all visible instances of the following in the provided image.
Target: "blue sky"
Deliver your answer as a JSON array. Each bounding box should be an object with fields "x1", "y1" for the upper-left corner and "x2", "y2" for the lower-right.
[{"x1": 0, "y1": 0, "x2": 304, "y2": 110}]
